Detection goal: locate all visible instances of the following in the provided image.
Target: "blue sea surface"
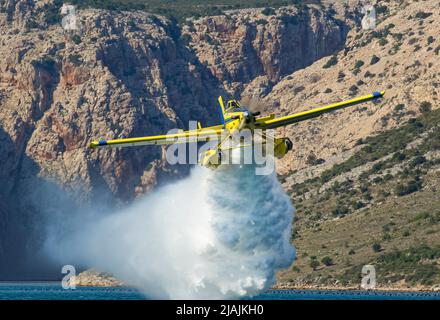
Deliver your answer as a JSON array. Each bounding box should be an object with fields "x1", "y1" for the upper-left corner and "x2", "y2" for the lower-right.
[{"x1": 0, "y1": 283, "x2": 438, "y2": 300}]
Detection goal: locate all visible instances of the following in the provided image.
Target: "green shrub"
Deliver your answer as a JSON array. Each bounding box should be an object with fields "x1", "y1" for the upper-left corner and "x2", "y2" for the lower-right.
[
  {"x1": 323, "y1": 55, "x2": 338, "y2": 69},
  {"x1": 419, "y1": 101, "x2": 432, "y2": 113},
  {"x1": 414, "y1": 11, "x2": 433, "y2": 20},
  {"x1": 370, "y1": 55, "x2": 380, "y2": 65},
  {"x1": 310, "y1": 259, "x2": 320, "y2": 271},
  {"x1": 68, "y1": 54, "x2": 82, "y2": 66},
  {"x1": 376, "y1": 5, "x2": 388, "y2": 15},
  {"x1": 408, "y1": 37, "x2": 418, "y2": 45},
  {"x1": 353, "y1": 201, "x2": 366, "y2": 209},
  {"x1": 372, "y1": 243, "x2": 382, "y2": 252},
  {"x1": 261, "y1": 7, "x2": 275, "y2": 16},
  {"x1": 372, "y1": 176, "x2": 383, "y2": 184},
  {"x1": 354, "y1": 60, "x2": 365, "y2": 69},
  {"x1": 378, "y1": 38, "x2": 388, "y2": 46},
  {"x1": 294, "y1": 86, "x2": 305, "y2": 94},
  {"x1": 306, "y1": 153, "x2": 325, "y2": 166},
  {"x1": 382, "y1": 233, "x2": 391, "y2": 241},
  {"x1": 71, "y1": 34, "x2": 82, "y2": 45},
  {"x1": 291, "y1": 266, "x2": 301, "y2": 273},
  {"x1": 364, "y1": 71, "x2": 375, "y2": 78},
  {"x1": 44, "y1": 5, "x2": 62, "y2": 24},
  {"x1": 393, "y1": 152, "x2": 406, "y2": 161},
  {"x1": 395, "y1": 180, "x2": 423, "y2": 196},
  {"x1": 349, "y1": 85, "x2": 358, "y2": 95},
  {"x1": 255, "y1": 19, "x2": 267, "y2": 25},
  {"x1": 413, "y1": 211, "x2": 431, "y2": 221},
  {"x1": 410, "y1": 156, "x2": 427, "y2": 167},
  {"x1": 414, "y1": 45, "x2": 422, "y2": 52},
  {"x1": 332, "y1": 205, "x2": 349, "y2": 217},
  {"x1": 26, "y1": 19, "x2": 39, "y2": 29},
  {"x1": 372, "y1": 163, "x2": 382, "y2": 173},
  {"x1": 394, "y1": 104, "x2": 405, "y2": 112},
  {"x1": 321, "y1": 256, "x2": 334, "y2": 266}
]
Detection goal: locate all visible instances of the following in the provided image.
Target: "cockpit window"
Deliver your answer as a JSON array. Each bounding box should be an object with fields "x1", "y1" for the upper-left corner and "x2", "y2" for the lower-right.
[{"x1": 227, "y1": 100, "x2": 240, "y2": 110}]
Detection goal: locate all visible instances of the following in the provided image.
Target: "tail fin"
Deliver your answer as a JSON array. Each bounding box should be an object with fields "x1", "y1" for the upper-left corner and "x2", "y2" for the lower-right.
[{"x1": 218, "y1": 96, "x2": 226, "y2": 128}]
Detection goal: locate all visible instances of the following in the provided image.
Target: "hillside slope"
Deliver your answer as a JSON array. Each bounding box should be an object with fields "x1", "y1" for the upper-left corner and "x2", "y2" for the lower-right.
[
  {"x1": 277, "y1": 108, "x2": 440, "y2": 290},
  {"x1": 259, "y1": 0, "x2": 440, "y2": 289}
]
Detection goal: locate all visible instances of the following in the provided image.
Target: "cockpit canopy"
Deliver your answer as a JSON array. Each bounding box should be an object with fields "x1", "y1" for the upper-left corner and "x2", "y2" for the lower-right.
[
  {"x1": 227, "y1": 100, "x2": 240, "y2": 110},
  {"x1": 226, "y1": 100, "x2": 248, "y2": 113}
]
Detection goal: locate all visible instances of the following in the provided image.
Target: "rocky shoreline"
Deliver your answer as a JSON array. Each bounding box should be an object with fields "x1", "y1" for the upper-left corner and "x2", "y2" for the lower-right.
[
  {"x1": 70, "y1": 270, "x2": 125, "y2": 287},
  {"x1": 70, "y1": 270, "x2": 440, "y2": 292},
  {"x1": 273, "y1": 283, "x2": 440, "y2": 293}
]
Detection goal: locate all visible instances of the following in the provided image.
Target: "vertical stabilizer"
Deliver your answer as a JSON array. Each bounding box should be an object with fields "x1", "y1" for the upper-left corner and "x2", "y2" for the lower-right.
[{"x1": 218, "y1": 96, "x2": 226, "y2": 128}]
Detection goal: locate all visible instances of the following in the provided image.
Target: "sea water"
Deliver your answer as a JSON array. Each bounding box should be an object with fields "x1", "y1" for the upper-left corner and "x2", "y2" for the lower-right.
[{"x1": 0, "y1": 283, "x2": 438, "y2": 300}]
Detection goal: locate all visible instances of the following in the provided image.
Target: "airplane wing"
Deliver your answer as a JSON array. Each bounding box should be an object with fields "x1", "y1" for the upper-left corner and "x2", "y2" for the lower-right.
[
  {"x1": 255, "y1": 91, "x2": 385, "y2": 130},
  {"x1": 89, "y1": 124, "x2": 224, "y2": 149}
]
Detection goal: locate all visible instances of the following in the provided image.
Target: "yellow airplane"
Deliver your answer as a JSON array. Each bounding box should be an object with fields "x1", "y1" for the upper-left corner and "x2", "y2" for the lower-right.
[{"x1": 90, "y1": 91, "x2": 385, "y2": 169}]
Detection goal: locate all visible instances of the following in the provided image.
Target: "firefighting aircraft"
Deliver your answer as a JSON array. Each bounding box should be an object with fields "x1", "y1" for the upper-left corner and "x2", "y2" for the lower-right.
[{"x1": 89, "y1": 91, "x2": 385, "y2": 169}]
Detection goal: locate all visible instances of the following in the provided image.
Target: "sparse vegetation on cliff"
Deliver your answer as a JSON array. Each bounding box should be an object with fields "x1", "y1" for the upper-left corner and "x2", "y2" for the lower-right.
[
  {"x1": 280, "y1": 106, "x2": 440, "y2": 289},
  {"x1": 339, "y1": 245, "x2": 440, "y2": 286},
  {"x1": 322, "y1": 55, "x2": 338, "y2": 69},
  {"x1": 68, "y1": 0, "x2": 322, "y2": 22}
]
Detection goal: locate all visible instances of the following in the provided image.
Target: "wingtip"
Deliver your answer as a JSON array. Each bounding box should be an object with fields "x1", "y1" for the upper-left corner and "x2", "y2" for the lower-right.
[
  {"x1": 89, "y1": 141, "x2": 99, "y2": 149},
  {"x1": 373, "y1": 91, "x2": 385, "y2": 98}
]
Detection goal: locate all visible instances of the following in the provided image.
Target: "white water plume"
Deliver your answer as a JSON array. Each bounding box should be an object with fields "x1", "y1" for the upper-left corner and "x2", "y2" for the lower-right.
[{"x1": 46, "y1": 163, "x2": 295, "y2": 299}]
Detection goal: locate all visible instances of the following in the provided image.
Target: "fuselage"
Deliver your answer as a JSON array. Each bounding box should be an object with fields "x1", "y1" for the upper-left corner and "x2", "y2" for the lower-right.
[{"x1": 199, "y1": 101, "x2": 293, "y2": 169}]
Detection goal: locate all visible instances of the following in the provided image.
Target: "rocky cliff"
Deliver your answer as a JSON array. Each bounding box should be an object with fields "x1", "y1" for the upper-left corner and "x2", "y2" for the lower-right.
[
  {"x1": 0, "y1": 0, "x2": 228, "y2": 276},
  {"x1": 0, "y1": 0, "x2": 351, "y2": 278},
  {"x1": 183, "y1": 5, "x2": 351, "y2": 97},
  {"x1": 1, "y1": 0, "x2": 438, "y2": 286}
]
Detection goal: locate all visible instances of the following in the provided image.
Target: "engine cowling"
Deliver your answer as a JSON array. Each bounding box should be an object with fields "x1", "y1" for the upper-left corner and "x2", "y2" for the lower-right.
[{"x1": 273, "y1": 137, "x2": 293, "y2": 159}]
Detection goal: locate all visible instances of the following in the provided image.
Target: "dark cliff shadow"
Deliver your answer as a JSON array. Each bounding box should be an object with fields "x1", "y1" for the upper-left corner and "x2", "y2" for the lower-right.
[
  {"x1": 30, "y1": 57, "x2": 60, "y2": 121},
  {"x1": 0, "y1": 15, "x2": 231, "y2": 280},
  {"x1": 272, "y1": 7, "x2": 351, "y2": 81},
  {"x1": 0, "y1": 126, "x2": 97, "y2": 280}
]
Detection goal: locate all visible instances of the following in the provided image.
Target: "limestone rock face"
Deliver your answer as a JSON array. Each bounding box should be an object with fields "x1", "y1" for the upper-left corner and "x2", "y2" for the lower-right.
[
  {"x1": 258, "y1": 0, "x2": 440, "y2": 183},
  {"x1": 185, "y1": 6, "x2": 350, "y2": 97},
  {"x1": 0, "y1": 1, "x2": 352, "y2": 276},
  {"x1": 0, "y1": 0, "x2": 226, "y2": 276},
  {"x1": 2, "y1": 0, "x2": 438, "y2": 281}
]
